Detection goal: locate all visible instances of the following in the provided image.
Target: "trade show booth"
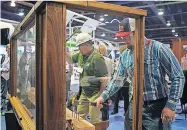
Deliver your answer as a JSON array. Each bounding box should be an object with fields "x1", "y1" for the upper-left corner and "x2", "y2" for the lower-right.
[{"x1": 8, "y1": 1, "x2": 146, "y2": 130}]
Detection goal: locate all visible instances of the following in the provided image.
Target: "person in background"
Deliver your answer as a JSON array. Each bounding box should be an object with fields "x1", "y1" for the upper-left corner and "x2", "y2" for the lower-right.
[
  {"x1": 96, "y1": 18, "x2": 185, "y2": 130},
  {"x1": 98, "y1": 45, "x2": 114, "y2": 121},
  {"x1": 1, "y1": 44, "x2": 10, "y2": 115},
  {"x1": 111, "y1": 45, "x2": 130, "y2": 115},
  {"x1": 98, "y1": 45, "x2": 114, "y2": 77},
  {"x1": 66, "y1": 33, "x2": 108, "y2": 124}
]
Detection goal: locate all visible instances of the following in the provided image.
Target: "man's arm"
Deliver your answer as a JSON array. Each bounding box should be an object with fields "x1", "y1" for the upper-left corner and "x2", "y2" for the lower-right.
[
  {"x1": 100, "y1": 55, "x2": 127, "y2": 101},
  {"x1": 159, "y1": 43, "x2": 185, "y2": 111},
  {"x1": 101, "y1": 67, "x2": 126, "y2": 101}
]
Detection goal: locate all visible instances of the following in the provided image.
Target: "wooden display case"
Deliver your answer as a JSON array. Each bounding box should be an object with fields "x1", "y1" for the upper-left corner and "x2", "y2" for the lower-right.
[{"x1": 9, "y1": 1, "x2": 147, "y2": 130}]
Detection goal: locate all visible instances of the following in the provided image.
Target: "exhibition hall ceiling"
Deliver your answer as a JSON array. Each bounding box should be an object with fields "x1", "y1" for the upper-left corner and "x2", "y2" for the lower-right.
[{"x1": 1, "y1": 1, "x2": 187, "y2": 44}]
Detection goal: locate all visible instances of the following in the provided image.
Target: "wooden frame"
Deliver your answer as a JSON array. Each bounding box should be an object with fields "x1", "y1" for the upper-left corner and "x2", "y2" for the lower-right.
[{"x1": 9, "y1": 1, "x2": 146, "y2": 130}]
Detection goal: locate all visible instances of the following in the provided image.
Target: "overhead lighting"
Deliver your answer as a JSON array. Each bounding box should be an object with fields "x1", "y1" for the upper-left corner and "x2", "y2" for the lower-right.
[
  {"x1": 166, "y1": 21, "x2": 171, "y2": 26},
  {"x1": 18, "y1": 12, "x2": 24, "y2": 16},
  {"x1": 110, "y1": 19, "x2": 120, "y2": 23},
  {"x1": 99, "y1": 17, "x2": 104, "y2": 22},
  {"x1": 105, "y1": 21, "x2": 109, "y2": 24},
  {"x1": 114, "y1": 37, "x2": 118, "y2": 40},
  {"x1": 104, "y1": 14, "x2": 108, "y2": 16},
  {"x1": 101, "y1": 33, "x2": 105, "y2": 37},
  {"x1": 175, "y1": 33, "x2": 178, "y2": 37},
  {"x1": 10, "y1": 1, "x2": 16, "y2": 7},
  {"x1": 172, "y1": 29, "x2": 175, "y2": 33},
  {"x1": 18, "y1": 9, "x2": 24, "y2": 16},
  {"x1": 158, "y1": 9, "x2": 164, "y2": 16}
]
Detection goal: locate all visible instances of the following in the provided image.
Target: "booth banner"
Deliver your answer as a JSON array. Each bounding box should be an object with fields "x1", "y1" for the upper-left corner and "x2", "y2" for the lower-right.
[{"x1": 81, "y1": 19, "x2": 100, "y2": 33}]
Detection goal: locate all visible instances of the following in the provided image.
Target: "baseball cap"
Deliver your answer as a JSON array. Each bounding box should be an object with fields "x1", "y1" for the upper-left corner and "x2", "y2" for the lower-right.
[
  {"x1": 115, "y1": 18, "x2": 135, "y2": 38},
  {"x1": 76, "y1": 33, "x2": 92, "y2": 46}
]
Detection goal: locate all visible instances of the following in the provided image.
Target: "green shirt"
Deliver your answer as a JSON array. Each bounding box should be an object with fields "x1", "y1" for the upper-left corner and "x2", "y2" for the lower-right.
[{"x1": 72, "y1": 51, "x2": 108, "y2": 96}]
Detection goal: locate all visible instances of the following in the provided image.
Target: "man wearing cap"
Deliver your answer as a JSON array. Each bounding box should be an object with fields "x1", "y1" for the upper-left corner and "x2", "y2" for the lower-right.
[
  {"x1": 96, "y1": 18, "x2": 185, "y2": 129},
  {"x1": 66, "y1": 33, "x2": 108, "y2": 124}
]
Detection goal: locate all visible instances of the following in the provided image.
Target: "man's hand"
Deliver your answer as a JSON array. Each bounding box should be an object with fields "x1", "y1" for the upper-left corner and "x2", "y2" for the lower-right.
[
  {"x1": 108, "y1": 99, "x2": 113, "y2": 107},
  {"x1": 161, "y1": 107, "x2": 175, "y2": 122},
  {"x1": 95, "y1": 96, "x2": 104, "y2": 109}
]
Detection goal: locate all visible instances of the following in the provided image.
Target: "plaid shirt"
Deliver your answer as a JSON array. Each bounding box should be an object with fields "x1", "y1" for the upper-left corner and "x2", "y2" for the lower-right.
[{"x1": 101, "y1": 39, "x2": 185, "y2": 111}]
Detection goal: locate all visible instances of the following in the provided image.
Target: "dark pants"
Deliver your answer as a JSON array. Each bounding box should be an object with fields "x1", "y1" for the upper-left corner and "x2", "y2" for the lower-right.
[
  {"x1": 125, "y1": 99, "x2": 171, "y2": 130},
  {"x1": 101, "y1": 100, "x2": 109, "y2": 121},
  {"x1": 1, "y1": 77, "x2": 8, "y2": 111},
  {"x1": 113, "y1": 87, "x2": 129, "y2": 113}
]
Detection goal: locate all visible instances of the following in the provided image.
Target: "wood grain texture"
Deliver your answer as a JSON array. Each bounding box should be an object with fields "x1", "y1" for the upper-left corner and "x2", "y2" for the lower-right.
[
  {"x1": 36, "y1": 8, "x2": 46, "y2": 130},
  {"x1": 132, "y1": 16, "x2": 145, "y2": 130},
  {"x1": 62, "y1": 1, "x2": 147, "y2": 17},
  {"x1": 87, "y1": 1, "x2": 147, "y2": 17},
  {"x1": 10, "y1": 39, "x2": 17, "y2": 96},
  {"x1": 42, "y1": 3, "x2": 66, "y2": 130}
]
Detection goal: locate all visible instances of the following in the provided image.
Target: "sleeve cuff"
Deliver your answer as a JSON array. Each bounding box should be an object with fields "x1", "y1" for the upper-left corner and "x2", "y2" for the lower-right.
[
  {"x1": 101, "y1": 91, "x2": 109, "y2": 102},
  {"x1": 165, "y1": 99, "x2": 177, "y2": 111}
]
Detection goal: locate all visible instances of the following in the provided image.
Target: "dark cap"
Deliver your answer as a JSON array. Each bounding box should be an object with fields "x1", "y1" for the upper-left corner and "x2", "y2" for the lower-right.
[{"x1": 115, "y1": 18, "x2": 135, "y2": 38}]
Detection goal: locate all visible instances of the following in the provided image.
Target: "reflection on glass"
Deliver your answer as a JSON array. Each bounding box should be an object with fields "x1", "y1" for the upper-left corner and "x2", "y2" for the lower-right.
[{"x1": 17, "y1": 25, "x2": 36, "y2": 121}]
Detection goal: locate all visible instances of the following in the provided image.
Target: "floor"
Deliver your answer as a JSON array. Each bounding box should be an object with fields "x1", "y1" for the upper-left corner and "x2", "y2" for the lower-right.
[{"x1": 1, "y1": 101, "x2": 187, "y2": 130}]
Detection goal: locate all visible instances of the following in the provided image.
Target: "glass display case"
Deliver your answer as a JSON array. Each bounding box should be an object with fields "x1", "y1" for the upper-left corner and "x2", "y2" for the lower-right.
[
  {"x1": 9, "y1": 1, "x2": 146, "y2": 130},
  {"x1": 16, "y1": 25, "x2": 36, "y2": 120}
]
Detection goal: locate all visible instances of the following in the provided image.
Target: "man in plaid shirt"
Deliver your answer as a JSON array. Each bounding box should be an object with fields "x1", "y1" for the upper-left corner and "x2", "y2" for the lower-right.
[{"x1": 96, "y1": 18, "x2": 185, "y2": 130}]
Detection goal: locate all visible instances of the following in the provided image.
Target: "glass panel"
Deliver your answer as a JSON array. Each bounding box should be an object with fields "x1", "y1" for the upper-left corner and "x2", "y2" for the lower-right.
[
  {"x1": 17, "y1": 25, "x2": 36, "y2": 121},
  {"x1": 65, "y1": 8, "x2": 129, "y2": 129}
]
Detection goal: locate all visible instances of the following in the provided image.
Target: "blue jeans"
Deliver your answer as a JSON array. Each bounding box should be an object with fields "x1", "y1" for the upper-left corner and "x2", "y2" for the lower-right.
[{"x1": 125, "y1": 99, "x2": 172, "y2": 130}]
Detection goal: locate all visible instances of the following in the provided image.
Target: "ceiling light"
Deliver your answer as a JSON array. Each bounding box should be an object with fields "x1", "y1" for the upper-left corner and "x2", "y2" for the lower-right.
[
  {"x1": 105, "y1": 21, "x2": 109, "y2": 24},
  {"x1": 158, "y1": 9, "x2": 164, "y2": 15},
  {"x1": 18, "y1": 12, "x2": 24, "y2": 16},
  {"x1": 166, "y1": 21, "x2": 171, "y2": 26},
  {"x1": 18, "y1": 9, "x2": 24, "y2": 16},
  {"x1": 172, "y1": 29, "x2": 175, "y2": 33},
  {"x1": 99, "y1": 17, "x2": 104, "y2": 22},
  {"x1": 104, "y1": 14, "x2": 108, "y2": 16},
  {"x1": 175, "y1": 33, "x2": 178, "y2": 37},
  {"x1": 114, "y1": 37, "x2": 118, "y2": 40},
  {"x1": 10, "y1": 1, "x2": 16, "y2": 7},
  {"x1": 101, "y1": 33, "x2": 105, "y2": 37}
]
